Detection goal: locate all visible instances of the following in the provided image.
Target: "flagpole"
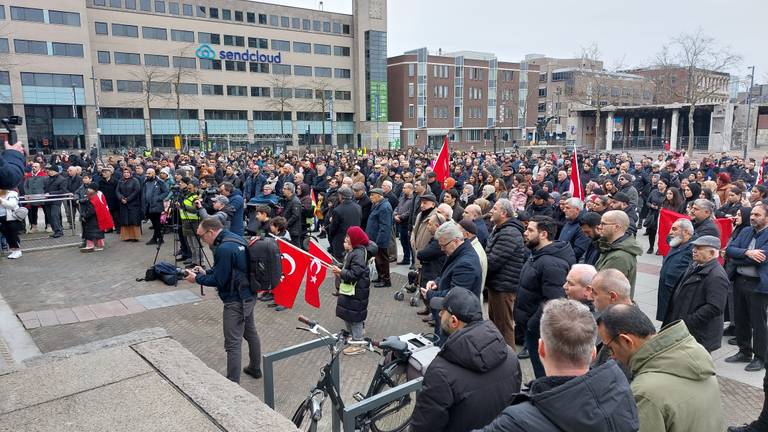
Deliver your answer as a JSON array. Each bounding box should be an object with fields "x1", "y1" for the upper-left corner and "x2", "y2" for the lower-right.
[{"x1": 270, "y1": 235, "x2": 338, "y2": 269}]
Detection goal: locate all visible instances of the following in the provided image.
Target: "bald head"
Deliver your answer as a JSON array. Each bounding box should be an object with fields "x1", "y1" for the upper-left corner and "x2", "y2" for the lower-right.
[
  {"x1": 564, "y1": 264, "x2": 597, "y2": 302},
  {"x1": 464, "y1": 204, "x2": 482, "y2": 220},
  {"x1": 591, "y1": 269, "x2": 632, "y2": 312},
  {"x1": 437, "y1": 203, "x2": 453, "y2": 221},
  {"x1": 600, "y1": 210, "x2": 629, "y2": 243}
]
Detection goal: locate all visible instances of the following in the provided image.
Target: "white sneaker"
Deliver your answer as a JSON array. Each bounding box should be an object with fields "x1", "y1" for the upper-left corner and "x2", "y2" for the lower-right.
[
  {"x1": 45, "y1": 227, "x2": 53, "y2": 233},
  {"x1": 8, "y1": 250, "x2": 22, "y2": 259}
]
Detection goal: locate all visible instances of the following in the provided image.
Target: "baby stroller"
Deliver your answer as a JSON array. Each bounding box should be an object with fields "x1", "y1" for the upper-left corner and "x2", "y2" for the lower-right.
[{"x1": 394, "y1": 270, "x2": 421, "y2": 307}]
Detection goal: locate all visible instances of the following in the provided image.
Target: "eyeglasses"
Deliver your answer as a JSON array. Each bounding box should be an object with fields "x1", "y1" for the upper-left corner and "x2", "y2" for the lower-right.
[
  {"x1": 598, "y1": 222, "x2": 617, "y2": 227},
  {"x1": 438, "y1": 239, "x2": 457, "y2": 250}
]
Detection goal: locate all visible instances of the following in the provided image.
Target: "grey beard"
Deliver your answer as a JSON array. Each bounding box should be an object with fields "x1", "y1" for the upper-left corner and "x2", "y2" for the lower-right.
[{"x1": 669, "y1": 236, "x2": 682, "y2": 248}]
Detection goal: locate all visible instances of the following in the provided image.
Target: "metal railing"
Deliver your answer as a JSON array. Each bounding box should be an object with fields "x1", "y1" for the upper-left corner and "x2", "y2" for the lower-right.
[
  {"x1": 18, "y1": 193, "x2": 80, "y2": 251},
  {"x1": 341, "y1": 377, "x2": 423, "y2": 432},
  {"x1": 678, "y1": 136, "x2": 709, "y2": 151}
]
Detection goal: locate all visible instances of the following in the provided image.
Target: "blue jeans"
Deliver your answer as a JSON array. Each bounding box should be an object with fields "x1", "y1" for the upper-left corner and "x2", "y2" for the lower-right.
[
  {"x1": 525, "y1": 326, "x2": 546, "y2": 379},
  {"x1": 398, "y1": 224, "x2": 412, "y2": 263}
]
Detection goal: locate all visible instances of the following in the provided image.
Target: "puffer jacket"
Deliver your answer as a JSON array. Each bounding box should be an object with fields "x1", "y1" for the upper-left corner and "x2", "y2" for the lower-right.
[
  {"x1": 515, "y1": 241, "x2": 576, "y2": 331},
  {"x1": 595, "y1": 233, "x2": 643, "y2": 297},
  {"x1": 410, "y1": 320, "x2": 522, "y2": 432},
  {"x1": 474, "y1": 361, "x2": 638, "y2": 432},
  {"x1": 335, "y1": 246, "x2": 370, "y2": 323},
  {"x1": 484, "y1": 218, "x2": 526, "y2": 294}
]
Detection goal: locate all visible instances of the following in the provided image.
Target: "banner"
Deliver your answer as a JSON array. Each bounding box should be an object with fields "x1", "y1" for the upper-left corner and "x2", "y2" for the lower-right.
[
  {"x1": 569, "y1": 149, "x2": 584, "y2": 200},
  {"x1": 657, "y1": 208, "x2": 733, "y2": 260},
  {"x1": 433, "y1": 136, "x2": 450, "y2": 184},
  {"x1": 305, "y1": 241, "x2": 333, "y2": 308},
  {"x1": 273, "y1": 238, "x2": 310, "y2": 308}
]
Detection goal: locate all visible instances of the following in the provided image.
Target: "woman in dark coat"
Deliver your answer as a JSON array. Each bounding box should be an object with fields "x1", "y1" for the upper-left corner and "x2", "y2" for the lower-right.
[
  {"x1": 98, "y1": 166, "x2": 120, "y2": 232},
  {"x1": 116, "y1": 168, "x2": 142, "y2": 241},
  {"x1": 331, "y1": 226, "x2": 371, "y2": 356},
  {"x1": 643, "y1": 177, "x2": 667, "y2": 254}
]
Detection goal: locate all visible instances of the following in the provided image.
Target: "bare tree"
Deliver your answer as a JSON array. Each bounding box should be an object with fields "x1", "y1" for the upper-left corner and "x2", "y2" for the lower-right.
[
  {"x1": 304, "y1": 78, "x2": 337, "y2": 151},
  {"x1": 654, "y1": 29, "x2": 741, "y2": 153},
  {"x1": 568, "y1": 44, "x2": 615, "y2": 150},
  {"x1": 129, "y1": 66, "x2": 171, "y2": 149},
  {"x1": 169, "y1": 46, "x2": 200, "y2": 150},
  {"x1": 266, "y1": 73, "x2": 293, "y2": 144}
]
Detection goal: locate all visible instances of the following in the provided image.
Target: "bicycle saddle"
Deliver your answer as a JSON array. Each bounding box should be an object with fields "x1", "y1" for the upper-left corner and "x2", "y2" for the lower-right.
[{"x1": 379, "y1": 336, "x2": 408, "y2": 352}]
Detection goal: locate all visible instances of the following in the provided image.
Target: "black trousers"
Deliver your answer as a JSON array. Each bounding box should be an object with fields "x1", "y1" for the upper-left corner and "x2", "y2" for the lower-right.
[
  {"x1": 0, "y1": 219, "x2": 22, "y2": 248},
  {"x1": 147, "y1": 212, "x2": 163, "y2": 242},
  {"x1": 734, "y1": 274, "x2": 768, "y2": 361},
  {"x1": 374, "y1": 247, "x2": 391, "y2": 283}
]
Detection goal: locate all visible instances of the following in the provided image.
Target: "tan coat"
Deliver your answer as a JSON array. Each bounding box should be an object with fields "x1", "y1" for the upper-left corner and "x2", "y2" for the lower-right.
[{"x1": 411, "y1": 207, "x2": 437, "y2": 267}]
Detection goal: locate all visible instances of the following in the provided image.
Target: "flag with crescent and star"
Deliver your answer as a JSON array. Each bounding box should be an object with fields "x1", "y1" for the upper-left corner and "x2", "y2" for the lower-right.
[
  {"x1": 305, "y1": 241, "x2": 332, "y2": 308},
  {"x1": 273, "y1": 238, "x2": 311, "y2": 308}
]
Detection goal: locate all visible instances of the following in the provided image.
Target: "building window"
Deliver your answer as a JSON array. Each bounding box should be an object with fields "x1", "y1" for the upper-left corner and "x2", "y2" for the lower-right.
[
  {"x1": 335, "y1": 90, "x2": 351, "y2": 100},
  {"x1": 171, "y1": 29, "x2": 194, "y2": 42},
  {"x1": 13, "y1": 39, "x2": 47, "y2": 55},
  {"x1": 333, "y1": 22, "x2": 341, "y2": 33},
  {"x1": 314, "y1": 67, "x2": 331, "y2": 78},
  {"x1": 293, "y1": 42, "x2": 311, "y2": 53},
  {"x1": 322, "y1": 21, "x2": 330, "y2": 32},
  {"x1": 125, "y1": 0, "x2": 136, "y2": 8},
  {"x1": 249, "y1": 62, "x2": 269, "y2": 73},
  {"x1": 95, "y1": 22, "x2": 108, "y2": 35},
  {"x1": 205, "y1": 110, "x2": 246, "y2": 120},
  {"x1": 100, "y1": 79, "x2": 113, "y2": 92},
  {"x1": 269, "y1": 15, "x2": 278, "y2": 26},
  {"x1": 302, "y1": 19, "x2": 310, "y2": 30},
  {"x1": 408, "y1": 104, "x2": 415, "y2": 119},
  {"x1": 258, "y1": 13, "x2": 267, "y2": 24},
  {"x1": 234, "y1": 11, "x2": 243, "y2": 21},
  {"x1": 199, "y1": 59, "x2": 221, "y2": 70},
  {"x1": 172, "y1": 56, "x2": 196, "y2": 69},
  {"x1": 254, "y1": 111, "x2": 290, "y2": 121},
  {"x1": 169, "y1": 2, "x2": 179, "y2": 14},
  {"x1": 112, "y1": 23, "x2": 139, "y2": 38},
  {"x1": 273, "y1": 87, "x2": 292, "y2": 98},
  {"x1": 49, "y1": 10, "x2": 81, "y2": 26},
  {"x1": 209, "y1": 7, "x2": 218, "y2": 18},
  {"x1": 222, "y1": 9, "x2": 231, "y2": 20},
  {"x1": 408, "y1": 64, "x2": 415, "y2": 77},
  {"x1": 537, "y1": 102, "x2": 546, "y2": 113},
  {"x1": 94, "y1": 0, "x2": 106, "y2": 5},
  {"x1": 97, "y1": 51, "x2": 111, "y2": 64},
  {"x1": 250, "y1": 87, "x2": 270, "y2": 97},
  {"x1": 0, "y1": 39, "x2": 9, "y2": 54},
  {"x1": 538, "y1": 87, "x2": 547, "y2": 97},
  {"x1": 226, "y1": 85, "x2": 247, "y2": 96},
  {"x1": 223, "y1": 35, "x2": 245, "y2": 47},
  {"x1": 294, "y1": 65, "x2": 312, "y2": 76},
  {"x1": 149, "y1": 82, "x2": 171, "y2": 94},
  {"x1": 312, "y1": 20, "x2": 321, "y2": 31},
  {"x1": 144, "y1": 54, "x2": 169, "y2": 67},
  {"x1": 334, "y1": 69, "x2": 351, "y2": 79},
  {"x1": 10, "y1": 7, "x2": 44, "y2": 23},
  {"x1": 408, "y1": 83, "x2": 414, "y2": 98},
  {"x1": 551, "y1": 71, "x2": 573, "y2": 82},
  {"x1": 20, "y1": 73, "x2": 83, "y2": 87},
  {"x1": 272, "y1": 64, "x2": 291, "y2": 75},
  {"x1": 51, "y1": 43, "x2": 83, "y2": 58},
  {"x1": 292, "y1": 17, "x2": 300, "y2": 29},
  {"x1": 142, "y1": 26, "x2": 167, "y2": 40},
  {"x1": 201, "y1": 84, "x2": 223, "y2": 95},
  {"x1": 198, "y1": 32, "x2": 220, "y2": 45},
  {"x1": 176, "y1": 83, "x2": 198, "y2": 94},
  {"x1": 246, "y1": 12, "x2": 255, "y2": 23},
  {"x1": 280, "y1": 16, "x2": 289, "y2": 27},
  {"x1": 110, "y1": 0, "x2": 122, "y2": 7},
  {"x1": 140, "y1": 0, "x2": 151, "y2": 11},
  {"x1": 333, "y1": 46, "x2": 350, "y2": 57},
  {"x1": 224, "y1": 60, "x2": 246, "y2": 72},
  {"x1": 611, "y1": 87, "x2": 620, "y2": 97},
  {"x1": 183, "y1": 4, "x2": 193, "y2": 16},
  {"x1": 271, "y1": 39, "x2": 290, "y2": 51},
  {"x1": 248, "y1": 38, "x2": 268, "y2": 49},
  {"x1": 314, "y1": 44, "x2": 331, "y2": 55},
  {"x1": 117, "y1": 80, "x2": 143, "y2": 93},
  {"x1": 196, "y1": 5, "x2": 205, "y2": 17},
  {"x1": 294, "y1": 88, "x2": 312, "y2": 99},
  {"x1": 101, "y1": 107, "x2": 144, "y2": 118},
  {"x1": 154, "y1": 0, "x2": 166, "y2": 13},
  {"x1": 114, "y1": 52, "x2": 141, "y2": 65}
]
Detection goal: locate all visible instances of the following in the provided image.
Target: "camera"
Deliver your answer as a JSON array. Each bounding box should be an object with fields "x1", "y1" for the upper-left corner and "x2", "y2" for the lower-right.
[{"x1": 1, "y1": 116, "x2": 22, "y2": 128}]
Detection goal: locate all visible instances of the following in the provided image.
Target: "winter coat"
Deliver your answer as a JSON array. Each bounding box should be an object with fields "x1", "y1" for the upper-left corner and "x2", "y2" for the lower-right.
[
  {"x1": 656, "y1": 242, "x2": 693, "y2": 321},
  {"x1": 582, "y1": 238, "x2": 600, "y2": 266},
  {"x1": 474, "y1": 218, "x2": 489, "y2": 247},
  {"x1": 630, "y1": 321, "x2": 725, "y2": 432},
  {"x1": 328, "y1": 199, "x2": 362, "y2": 259},
  {"x1": 410, "y1": 320, "x2": 522, "y2": 432},
  {"x1": 116, "y1": 177, "x2": 142, "y2": 226},
  {"x1": 335, "y1": 246, "x2": 370, "y2": 323},
  {"x1": 66, "y1": 174, "x2": 82, "y2": 194},
  {"x1": 355, "y1": 193, "x2": 372, "y2": 229},
  {"x1": 282, "y1": 194, "x2": 303, "y2": 241},
  {"x1": 595, "y1": 234, "x2": 643, "y2": 297},
  {"x1": 474, "y1": 360, "x2": 638, "y2": 432},
  {"x1": 23, "y1": 171, "x2": 48, "y2": 196},
  {"x1": 416, "y1": 238, "x2": 446, "y2": 287},
  {"x1": 0, "y1": 149, "x2": 24, "y2": 190},
  {"x1": 643, "y1": 189, "x2": 664, "y2": 230},
  {"x1": 44, "y1": 174, "x2": 69, "y2": 200},
  {"x1": 79, "y1": 198, "x2": 104, "y2": 241},
  {"x1": 726, "y1": 226, "x2": 768, "y2": 293},
  {"x1": 663, "y1": 259, "x2": 729, "y2": 352},
  {"x1": 365, "y1": 199, "x2": 393, "y2": 249},
  {"x1": 526, "y1": 202, "x2": 554, "y2": 218},
  {"x1": 557, "y1": 214, "x2": 591, "y2": 262},
  {"x1": 98, "y1": 176, "x2": 120, "y2": 211},
  {"x1": 394, "y1": 194, "x2": 415, "y2": 227},
  {"x1": 620, "y1": 184, "x2": 640, "y2": 208},
  {"x1": 411, "y1": 207, "x2": 437, "y2": 267},
  {"x1": 228, "y1": 189, "x2": 245, "y2": 236},
  {"x1": 691, "y1": 217, "x2": 721, "y2": 241},
  {"x1": 141, "y1": 177, "x2": 168, "y2": 215},
  {"x1": 484, "y1": 218, "x2": 526, "y2": 294},
  {"x1": 431, "y1": 239, "x2": 483, "y2": 298},
  {"x1": 623, "y1": 204, "x2": 639, "y2": 236},
  {"x1": 515, "y1": 241, "x2": 575, "y2": 332}
]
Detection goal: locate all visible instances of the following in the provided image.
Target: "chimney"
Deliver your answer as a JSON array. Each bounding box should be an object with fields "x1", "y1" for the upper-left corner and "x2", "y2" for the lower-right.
[{"x1": 438, "y1": 48, "x2": 442, "y2": 56}]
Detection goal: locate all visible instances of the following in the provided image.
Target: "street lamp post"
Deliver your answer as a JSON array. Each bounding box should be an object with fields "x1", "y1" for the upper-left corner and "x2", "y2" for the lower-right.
[
  {"x1": 71, "y1": 85, "x2": 82, "y2": 150},
  {"x1": 744, "y1": 66, "x2": 755, "y2": 160}
]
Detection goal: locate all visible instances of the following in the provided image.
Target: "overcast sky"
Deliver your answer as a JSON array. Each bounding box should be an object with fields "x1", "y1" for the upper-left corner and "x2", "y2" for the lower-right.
[{"x1": 266, "y1": 0, "x2": 765, "y2": 86}]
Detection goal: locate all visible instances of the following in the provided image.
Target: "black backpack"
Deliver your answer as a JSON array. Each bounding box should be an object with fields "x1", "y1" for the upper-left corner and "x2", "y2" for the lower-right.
[{"x1": 222, "y1": 236, "x2": 282, "y2": 294}]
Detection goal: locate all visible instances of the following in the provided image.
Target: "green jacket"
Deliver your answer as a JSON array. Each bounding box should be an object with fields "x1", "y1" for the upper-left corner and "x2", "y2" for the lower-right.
[
  {"x1": 629, "y1": 321, "x2": 724, "y2": 432},
  {"x1": 595, "y1": 233, "x2": 643, "y2": 297}
]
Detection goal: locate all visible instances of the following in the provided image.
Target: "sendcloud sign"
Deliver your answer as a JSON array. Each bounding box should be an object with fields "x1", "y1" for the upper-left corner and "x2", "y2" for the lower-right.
[{"x1": 195, "y1": 44, "x2": 282, "y2": 63}]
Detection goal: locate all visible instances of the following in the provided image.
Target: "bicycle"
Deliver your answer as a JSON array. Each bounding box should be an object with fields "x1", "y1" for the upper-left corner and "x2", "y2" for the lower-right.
[{"x1": 291, "y1": 315, "x2": 423, "y2": 432}]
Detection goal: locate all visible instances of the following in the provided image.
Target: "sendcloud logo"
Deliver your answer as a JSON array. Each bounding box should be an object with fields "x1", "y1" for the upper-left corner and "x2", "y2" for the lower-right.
[
  {"x1": 194, "y1": 44, "x2": 283, "y2": 64},
  {"x1": 196, "y1": 44, "x2": 216, "y2": 60}
]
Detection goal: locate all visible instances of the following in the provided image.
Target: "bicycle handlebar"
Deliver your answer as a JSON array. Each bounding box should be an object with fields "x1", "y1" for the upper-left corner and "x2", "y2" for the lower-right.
[{"x1": 297, "y1": 315, "x2": 316, "y2": 327}]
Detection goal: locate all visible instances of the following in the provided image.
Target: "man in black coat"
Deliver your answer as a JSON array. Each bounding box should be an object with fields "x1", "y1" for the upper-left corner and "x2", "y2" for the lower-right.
[
  {"x1": 517, "y1": 215, "x2": 576, "y2": 378},
  {"x1": 44, "y1": 165, "x2": 69, "y2": 238},
  {"x1": 657, "y1": 218, "x2": 694, "y2": 321},
  {"x1": 327, "y1": 186, "x2": 361, "y2": 260},
  {"x1": 352, "y1": 181, "x2": 372, "y2": 230},
  {"x1": 475, "y1": 299, "x2": 638, "y2": 432},
  {"x1": 485, "y1": 198, "x2": 526, "y2": 349},
  {"x1": 410, "y1": 288, "x2": 522, "y2": 432},
  {"x1": 281, "y1": 182, "x2": 303, "y2": 248},
  {"x1": 690, "y1": 198, "x2": 721, "y2": 240},
  {"x1": 142, "y1": 168, "x2": 169, "y2": 245},
  {"x1": 663, "y1": 235, "x2": 729, "y2": 353}
]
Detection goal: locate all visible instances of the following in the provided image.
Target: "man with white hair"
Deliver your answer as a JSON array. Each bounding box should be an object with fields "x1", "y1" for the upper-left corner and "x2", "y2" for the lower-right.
[
  {"x1": 657, "y1": 218, "x2": 694, "y2": 321},
  {"x1": 558, "y1": 198, "x2": 591, "y2": 261},
  {"x1": 564, "y1": 264, "x2": 598, "y2": 314},
  {"x1": 690, "y1": 198, "x2": 721, "y2": 241}
]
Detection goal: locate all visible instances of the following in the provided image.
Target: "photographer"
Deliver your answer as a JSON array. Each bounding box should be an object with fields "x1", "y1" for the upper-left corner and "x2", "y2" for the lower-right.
[
  {"x1": 195, "y1": 195, "x2": 233, "y2": 232},
  {"x1": 0, "y1": 141, "x2": 24, "y2": 190},
  {"x1": 183, "y1": 217, "x2": 261, "y2": 384},
  {"x1": 199, "y1": 176, "x2": 218, "y2": 215},
  {"x1": 177, "y1": 177, "x2": 201, "y2": 266}
]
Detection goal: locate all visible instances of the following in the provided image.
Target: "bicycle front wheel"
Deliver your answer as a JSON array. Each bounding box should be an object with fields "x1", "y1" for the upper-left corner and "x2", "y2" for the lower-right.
[
  {"x1": 369, "y1": 362, "x2": 417, "y2": 432},
  {"x1": 291, "y1": 398, "x2": 319, "y2": 432}
]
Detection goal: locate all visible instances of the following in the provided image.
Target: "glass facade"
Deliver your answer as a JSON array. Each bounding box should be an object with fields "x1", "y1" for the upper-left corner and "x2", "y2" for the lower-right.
[
  {"x1": 25, "y1": 105, "x2": 85, "y2": 153},
  {"x1": 365, "y1": 30, "x2": 387, "y2": 122}
]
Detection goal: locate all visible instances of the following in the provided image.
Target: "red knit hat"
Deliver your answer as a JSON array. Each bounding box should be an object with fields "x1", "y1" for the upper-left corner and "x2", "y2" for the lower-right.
[{"x1": 346, "y1": 226, "x2": 369, "y2": 248}]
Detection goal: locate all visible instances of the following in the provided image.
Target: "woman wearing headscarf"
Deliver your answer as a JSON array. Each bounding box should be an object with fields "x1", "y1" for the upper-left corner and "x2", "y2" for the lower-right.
[
  {"x1": 459, "y1": 184, "x2": 475, "y2": 208},
  {"x1": 682, "y1": 181, "x2": 701, "y2": 212},
  {"x1": 116, "y1": 167, "x2": 142, "y2": 241}
]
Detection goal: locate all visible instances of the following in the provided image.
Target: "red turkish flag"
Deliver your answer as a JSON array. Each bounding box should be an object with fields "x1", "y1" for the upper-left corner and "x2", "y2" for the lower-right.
[
  {"x1": 305, "y1": 241, "x2": 333, "y2": 308},
  {"x1": 758, "y1": 159, "x2": 765, "y2": 185},
  {"x1": 569, "y1": 149, "x2": 584, "y2": 200},
  {"x1": 273, "y1": 238, "x2": 310, "y2": 308},
  {"x1": 657, "y1": 208, "x2": 690, "y2": 256},
  {"x1": 434, "y1": 136, "x2": 450, "y2": 184}
]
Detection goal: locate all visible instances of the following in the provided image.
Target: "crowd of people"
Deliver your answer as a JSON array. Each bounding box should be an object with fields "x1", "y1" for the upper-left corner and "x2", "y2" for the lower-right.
[{"x1": 3, "y1": 141, "x2": 768, "y2": 431}]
